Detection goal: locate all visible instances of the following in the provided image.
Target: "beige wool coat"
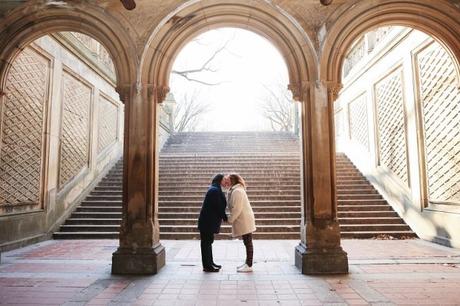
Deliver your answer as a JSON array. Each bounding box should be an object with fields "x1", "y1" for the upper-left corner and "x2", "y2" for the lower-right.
[{"x1": 227, "y1": 184, "x2": 256, "y2": 237}]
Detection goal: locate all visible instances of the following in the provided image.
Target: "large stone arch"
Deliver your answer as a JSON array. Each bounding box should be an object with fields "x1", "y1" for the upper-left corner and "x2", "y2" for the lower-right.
[
  {"x1": 111, "y1": 0, "x2": 349, "y2": 276},
  {"x1": 320, "y1": 0, "x2": 460, "y2": 85},
  {"x1": 140, "y1": 0, "x2": 318, "y2": 102},
  {"x1": 0, "y1": 1, "x2": 138, "y2": 94}
]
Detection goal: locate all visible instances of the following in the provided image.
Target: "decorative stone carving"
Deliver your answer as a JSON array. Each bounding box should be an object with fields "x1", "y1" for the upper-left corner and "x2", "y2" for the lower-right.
[
  {"x1": 417, "y1": 40, "x2": 460, "y2": 204},
  {"x1": 288, "y1": 82, "x2": 311, "y2": 102},
  {"x1": 0, "y1": 46, "x2": 49, "y2": 212},
  {"x1": 325, "y1": 81, "x2": 343, "y2": 102},
  {"x1": 97, "y1": 95, "x2": 119, "y2": 154},
  {"x1": 375, "y1": 69, "x2": 408, "y2": 185},
  {"x1": 59, "y1": 71, "x2": 91, "y2": 188},
  {"x1": 152, "y1": 85, "x2": 170, "y2": 104}
]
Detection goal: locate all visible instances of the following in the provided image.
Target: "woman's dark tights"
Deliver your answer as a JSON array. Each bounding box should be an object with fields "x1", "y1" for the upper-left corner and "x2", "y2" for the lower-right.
[{"x1": 242, "y1": 233, "x2": 253, "y2": 267}]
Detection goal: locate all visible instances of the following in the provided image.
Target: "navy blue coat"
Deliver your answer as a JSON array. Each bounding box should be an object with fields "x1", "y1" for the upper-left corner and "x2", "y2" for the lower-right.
[{"x1": 198, "y1": 183, "x2": 228, "y2": 234}]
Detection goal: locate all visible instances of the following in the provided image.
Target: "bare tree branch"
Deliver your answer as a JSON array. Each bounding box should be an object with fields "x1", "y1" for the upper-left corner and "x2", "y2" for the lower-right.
[
  {"x1": 174, "y1": 91, "x2": 213, "y2": 132},
  {"x1": 171, "y1": 39, "x2": 233, "y2": 86},
  {"x1": 260, "y1": 84, "x2": 295, "y2": 132}
]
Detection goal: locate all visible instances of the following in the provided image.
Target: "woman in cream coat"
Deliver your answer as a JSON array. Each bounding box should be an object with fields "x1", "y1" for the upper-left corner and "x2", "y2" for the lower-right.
[{"x1": 225, "y1": 173, "x2": 256, "y2": 272}]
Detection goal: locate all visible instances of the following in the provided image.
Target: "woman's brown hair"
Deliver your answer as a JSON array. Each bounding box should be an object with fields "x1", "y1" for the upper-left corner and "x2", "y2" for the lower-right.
[{"x1": 229, "y1": 173, "x2": 246, "y2": 188}]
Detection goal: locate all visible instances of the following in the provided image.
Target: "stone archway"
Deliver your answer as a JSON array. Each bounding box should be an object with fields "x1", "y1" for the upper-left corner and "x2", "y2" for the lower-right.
[
  {"x1": 0, "y1": 1, "x2": 137, "y2": 97},
  {"x1": 112, "y1": 0, "x2": 349, "y2": 275},
  {"x1": 320, "y1": 0, "x2": 460, "y2": 86}
]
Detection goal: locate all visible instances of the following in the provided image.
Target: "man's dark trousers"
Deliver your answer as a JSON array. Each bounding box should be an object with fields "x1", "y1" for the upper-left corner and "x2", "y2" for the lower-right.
[{"x1": 200, "y1": 231, "x2": 214, "y2": 268}]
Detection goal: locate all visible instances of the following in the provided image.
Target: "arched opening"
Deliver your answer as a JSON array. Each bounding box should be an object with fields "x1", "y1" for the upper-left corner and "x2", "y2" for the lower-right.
[
  {"x1": 110, "y1": 0, "x2": 348, "y2": 275},
  {"x1": 0, "y1": 2, "x2": 135, "y2": 250},
  {"x1": 0, "y1": 29, "x2": 126, "y2": 247},
  {"x1": 157, "y1": 27, "x2": 302, "y2": 243},
  {"x1": 324, "y1": 1, "x2": 460, "y2": 247}
]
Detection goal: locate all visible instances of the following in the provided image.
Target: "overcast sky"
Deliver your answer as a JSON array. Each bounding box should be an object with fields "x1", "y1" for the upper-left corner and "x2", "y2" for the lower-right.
[{"x1": 169, "y1": 27, "x2": 291, "y2": 131}]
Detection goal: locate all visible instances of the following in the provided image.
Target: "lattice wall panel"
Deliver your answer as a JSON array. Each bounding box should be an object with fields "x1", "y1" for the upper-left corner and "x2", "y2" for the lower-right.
[
  {"x1": 59, "y1": 71, "x2": 91, "y2": 187},
  {"x1": 375, "y1": 70, "x2": 409, "y2": 185},
  {"x1": 334, "y1": 109, "x2": 344, "y2": 142},
  {"x1": 97, "y1": 96, "x2": 118, "y2": 154},
  {"x1": 348, "y1": 94, "x2": 369, "y2": 151},
  {"x1": 0, "y1": 47, "x2": 49, "y2": 208},
  {"x1": 417, "y1": 41, "x2": 460, "y2": 203}
]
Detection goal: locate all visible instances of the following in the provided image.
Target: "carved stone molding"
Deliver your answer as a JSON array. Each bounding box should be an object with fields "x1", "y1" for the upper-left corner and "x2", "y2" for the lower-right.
[
  {"x1": 152, "y1": 85, "x2": 170, "y2": 104},
  {"x1": 288, "y1": 81, "x2": 312, "y2": 102},
  {"x1": 322, "y1": 81, "x2": 343, "y2": 102},
  {"x1": 116, "y1": 84, "x2": 133, "y2": 104}
]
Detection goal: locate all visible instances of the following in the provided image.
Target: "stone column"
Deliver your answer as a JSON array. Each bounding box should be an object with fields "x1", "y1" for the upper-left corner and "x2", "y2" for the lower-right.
[
  {"x1": 111, "y1": 83, "x2": 166, "y2": 274},
  {"x1": 292, "y1": 81, "x2": 349, "y2": 274}
]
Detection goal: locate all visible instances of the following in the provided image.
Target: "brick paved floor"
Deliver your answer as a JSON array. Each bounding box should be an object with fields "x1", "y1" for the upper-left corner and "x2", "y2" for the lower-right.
[{"x1": 1, "y1": 239, "x2": 460, "y2": 305}]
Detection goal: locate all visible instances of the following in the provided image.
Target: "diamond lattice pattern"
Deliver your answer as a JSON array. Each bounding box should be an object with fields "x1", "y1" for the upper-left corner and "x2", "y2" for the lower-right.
[
  {"x1": 417, "y1": 42, "x2": 460, "y2": 204},
  {"x1": 375, "y1": 70, "x2": 409, "y2": 185},
  {"x1": 97, "y1": 96, "x2": 118, "y2": 154},
  {"x1": 348, "y1": 94, "x2": 369, "y2": 151},
  {"x1": 0, "y1": 47, "x2": 49, "y2": 207},
  {"x1": 59, "y1": 72, "x2": 91, "y2": 187}
]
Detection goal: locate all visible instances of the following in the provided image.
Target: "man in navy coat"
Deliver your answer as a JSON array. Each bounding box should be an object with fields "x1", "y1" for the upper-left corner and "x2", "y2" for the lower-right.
[{"x1": 198, "y1": 174, "x2": 228, "y2": 272}]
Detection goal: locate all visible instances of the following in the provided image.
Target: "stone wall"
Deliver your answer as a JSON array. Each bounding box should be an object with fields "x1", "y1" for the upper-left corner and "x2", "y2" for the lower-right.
[
  {"x1": 0, "y1": 34, "x2": 124, "y2": 251},
  {"x1": 335, "y1": 27, "x2": 460, "y2": 247}
]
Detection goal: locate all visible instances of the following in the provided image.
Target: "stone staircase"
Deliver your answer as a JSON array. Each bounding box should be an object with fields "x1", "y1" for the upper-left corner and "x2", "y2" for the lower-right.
[
  {"x1": 336, "y1": 154, "x2": 415, "y2": 239},
  {"x1": 53, "y1": 131, "x2": 415, "y2": 239}
]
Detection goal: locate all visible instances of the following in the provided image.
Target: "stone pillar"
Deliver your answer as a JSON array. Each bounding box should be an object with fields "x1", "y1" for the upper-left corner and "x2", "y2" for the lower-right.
[
  {"x1": 111, "y1": 83, "x2": 166, "y2": 274},
  {"x1": 291, "y1": 81, "x2": 349, "y2": 274}
]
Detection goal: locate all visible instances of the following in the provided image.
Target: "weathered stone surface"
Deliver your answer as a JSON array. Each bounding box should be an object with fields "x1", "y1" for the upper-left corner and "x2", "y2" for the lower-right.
[
  {"x1": 112, "y1": 244, "x2": 165, "y2": 274},
  {"x1": 295, "y1": 243, "x2": 348, "y2": 274}
]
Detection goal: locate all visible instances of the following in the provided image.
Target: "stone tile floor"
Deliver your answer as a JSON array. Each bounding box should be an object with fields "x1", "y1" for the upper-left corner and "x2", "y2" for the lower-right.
[{"x1": 0, "y1": 239, "x2": 460, "y2": 305}]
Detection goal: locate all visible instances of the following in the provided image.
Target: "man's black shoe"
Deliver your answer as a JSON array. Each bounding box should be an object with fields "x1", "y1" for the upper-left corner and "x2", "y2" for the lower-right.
[
  {"x1": 212, "y1": 263, "x2": 222, "y2": 269},
  {"x1": 203, "y1": 267, "x2": 220, "y2": 272}
]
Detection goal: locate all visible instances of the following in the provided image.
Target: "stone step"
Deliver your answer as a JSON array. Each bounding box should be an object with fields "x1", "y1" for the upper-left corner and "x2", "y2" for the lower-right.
[
  {"x1": 87, "y1": 191, "x2": 302, "y2": 199},
  {"x1": 338, "y1": 199, "x2": 388, "y2": 205},
  {"x1": 337, "y1": 217, "x2": 405, "y2": 224},
  {"x1": 54, "y1": 232, "x2": 119, "y2": 239},
  {"x1": 158, "y1": 218, "x2": 301, "y2": 226},
  {"x1": 340, "y1": 224, "x2": 412, "y2": 231},
  {"x1": 94, "y1": 185, "x2": 302, "y2": 192},
  {"x1": 158, "y1": 200, "x2": 302, "y2": 207},
  {"x1": 337, "y1": 194, "x2": 382, "y2": 200},
  {"x1": 336, "y1": 188, "x2": 377, "y2": 194},
  {"x1": 70, "y1": 212, "x2": 122, "y2": 218},
  {"x1": 337, "y1": 205, "x2": 394, "y2": 211},
  {"x1": 340, "y1": 231, "x2": 417, "y2": 239},
  {"x1": 158, "y1": 212, "x2": 301, "y2": 219},
  {"x1": 66, "y1": 218, "x2": 121, "y2": 225},
  {"x1": 337, "y1": 211, "x2": 399, "y2": 218},
  {"x1": 159, "y1": 206, "x2": 301, "y2": 213},
  {"x1": 158, "y1": 195, "x2": 301, "y2": 201}
]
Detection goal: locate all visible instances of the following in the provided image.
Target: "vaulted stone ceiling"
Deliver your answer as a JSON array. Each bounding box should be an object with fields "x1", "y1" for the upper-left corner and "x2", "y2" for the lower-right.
[{"x1": 94, "y1": 0, "x2": 350, "y2": 51}]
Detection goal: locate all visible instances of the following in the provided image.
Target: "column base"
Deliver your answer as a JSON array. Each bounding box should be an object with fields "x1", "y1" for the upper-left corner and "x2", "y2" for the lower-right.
[
  {"x1": 112, "y1": 243, "x2": 165, "y2": 274},
  {"x1": 295, "y1": 243, "x2": 348, "y2": 274}
]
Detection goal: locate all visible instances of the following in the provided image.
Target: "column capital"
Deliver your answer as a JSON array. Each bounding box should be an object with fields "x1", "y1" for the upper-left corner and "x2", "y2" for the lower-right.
[
  {"x1": 151, "y1": 84, "x2": 170, "y2": 104},
  {"x1": 116, "y1": 83, "x2": 170, "y2": 104},
  {"x1": 321, "y1": 80, "x2": 343, "y2": 102},
  {"x1": 288, "y1": 81, "x2": 312, "y2": 102}
]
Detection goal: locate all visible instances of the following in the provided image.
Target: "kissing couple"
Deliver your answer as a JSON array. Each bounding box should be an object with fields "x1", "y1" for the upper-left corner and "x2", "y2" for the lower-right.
[{"x1": 198, "y1": 173, "x2": 256, "y2": 272}]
